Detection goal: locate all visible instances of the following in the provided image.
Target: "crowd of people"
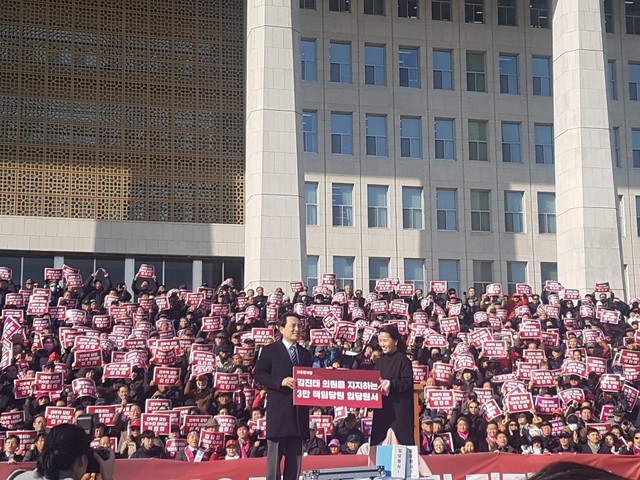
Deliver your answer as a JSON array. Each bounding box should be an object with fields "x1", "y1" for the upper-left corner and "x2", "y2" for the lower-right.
[{"x1": 0, "y1": 265, "x2": 639, "y2": 465}]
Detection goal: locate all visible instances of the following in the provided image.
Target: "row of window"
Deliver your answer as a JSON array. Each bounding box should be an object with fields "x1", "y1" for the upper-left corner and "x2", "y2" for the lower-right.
[
  {"x1": 305, "y1": 184, "x2": 556, "y2": 234},
  {"x1": 306, "y1": 255, "x2": 558, "y2": 297},
  {"x1": 302, "y1": 0, "x2": 638, "y2": 35}
]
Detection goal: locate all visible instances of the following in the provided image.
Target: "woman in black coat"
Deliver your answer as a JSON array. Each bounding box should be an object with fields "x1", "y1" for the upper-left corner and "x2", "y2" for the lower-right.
[{"x1": 370, "y1": 324, "x2": 414, "y2": 446}]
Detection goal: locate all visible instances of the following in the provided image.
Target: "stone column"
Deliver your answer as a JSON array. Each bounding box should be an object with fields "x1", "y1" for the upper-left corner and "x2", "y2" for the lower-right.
[
  {"x1": 552, "y1": 0, "x2": 624, "y2": 294},
  {"x1": 244, "y1": 0, "x2": 306, "y2": 292}
]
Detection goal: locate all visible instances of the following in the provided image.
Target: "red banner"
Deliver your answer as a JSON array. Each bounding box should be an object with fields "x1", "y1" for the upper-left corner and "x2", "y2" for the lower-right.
[
  {"x1": 35, "y1": 372, "x2": 63, "y2": 392},
  {"x1": 45, "y1": 406, "x2": 75, "y2": 428},
  {"x1": 86, "y1": 405, "x2": 117, "y2": 427},
  {"x1": 153, "y1": 367, "x2": 181, "y2": 387},
  {"x1": 293, "y1": 367, "x2": 382, "y2": 408},
  {"x1": 141, "y1": 413, "x2": 172, "y2": 436}
]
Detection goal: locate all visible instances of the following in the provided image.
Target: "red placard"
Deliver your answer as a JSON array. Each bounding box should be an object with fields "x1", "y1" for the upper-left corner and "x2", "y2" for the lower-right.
[
  {"x1": 334, "y1": 321, "x2": 357, "y2": 341},
  {"x1": 482, "y1": 340, "x2": 508, "y2": 358},
  {"x1": 470, "y1": 328, "x2": 493, "y2": 349},
  {"x1": 601, "y1": 310, "x2": 620, "y2": 324},
  {"x1": 14, "y1": 378, "x2": 34, "y2": 399},
  {"x1": 425, "y1": 389, "x2": 455, "y2": 410},
  {"x1": 504, "y1": 392, "x2": 534, "y2": 413},
  {"x1": 199, "y1": 430, "x2": 225, "y2": 452},
  {"x1": 396, "y1": 284, "x2": 415, "y2": 297},
  {"x1": 370, "y1": 300, "x2": 388, "y2": 315},
  {"x1": 561, "y1": 360, "x2": 588, "y2": 378},
  {"x1": 517, "y1": 362, "x2": 538, "y2": 380},
  {"x1": 251, "y1": 327, "x2": 274, "y2": 346},
  {"x1": 599, "y1": 374, "x2": 622, "y2": 392},
  {"x1": 523, "y1": 349, "x2": 546, "y2": 365},
  {"x1": 214, "y1": 373, "x2": 240, "y2": 392},
  {"x1": 309, "y1": 329, "x2": 332, "y2": 346},
  {"x1": 141, "y1": 413, "x2": 172, "y2": 436},
  {"x1": 564, "y1": 289, "x2": 580, "y2": 300},
  {"x1": 214, "y1": 414, "x2": 237, "y2": 435},
  {"x1": 623, "y1": 365, "x2": 640, "y2": 382},
  {"x1": 544, "y1": 280, "x2": 563, "y2": 292},
  {"x1": 618, "y1": 349, "x2": 640, "y2": 366},
  {"x1": 74, "y1": 349, "x2": 103, "y2": 368},
  {"x1": 146, "y1": 398, "x2": 172, "y2": 413},
  {"x1": 293, "y1": 367, "x2": 382, "y2": 408},
  {"x1": 375, "y1": 279, "x2": 393, "y2": 293},
  {"x1": 439, "y1": 317, "x2": 460, "y2": 334},
  {"x1": 482, "y1": 398, "x2": 503, "y2": 421},
  {"x1": 321, "y1": 273, "x2": 336, "y2": 286},
  {"x1": 531, "y1": 369, "x2": 556, "y2": 387},
  {"x1": 485, "y1": 283, "x2": 502, "y2": 296},
  {"x1": 86, "y1": 405, "x2": 117, "y2": 427},
  {"x1": 72, "y1": 378, "x2": 97, "y2": 398},
  {"x1": 412, "y1": 365, "x2": 429, "y2": 383},
  {"x1": 515, "y1": 284, "x2": 532, "y2": 296},
  {"x1": 45, "y1": 406, "x2": 75, "y2": 428},
  {"x1": 430, "y1": 281, "x2": 447, "y2": 294},
  {"x1": 389, "y1": 299, "x2": 409, "y2": 316},
  {"x1": 35, "y1": 371, "x2": 63, "y2": 392},
  {"x1": 594, "y1": 282, "x2": 610, "y2": 293},
  {"x1": 586, "y1": 356, "x2": 608, "y2": 375},
  {"x1": 137, "y1": 264, "x2": 155, "y2": 278},
  {"x1": 290, "y1": 281, "x2": 304, "y2": 293},
  {"x1": 519, "y1": 321, "x2": 542, "y2": 339},
  {"x1": 535, "y1": 396, "x2": 560, "y2": 415},
  {"x1": 431, "y1": 362, "x2": 454, "y2": 383},
  {"x1": 183, "y1": 415, "x2": 211, "y2": 433},
  {"x1": 153, "y1": 367, "x2": 181, "y2": 387},
  {"x1": 0, "y1": 411, "x2": 24, "y2": 430},
  {"x1": 75, "y1": 336, "x2": 101, "y2": 351},
  {"x1": 103, "y1": 361, "x2": 130, "y2": 378},
  {"x1": 559, "y1": 387, "x2": 585, "y2": 405}
]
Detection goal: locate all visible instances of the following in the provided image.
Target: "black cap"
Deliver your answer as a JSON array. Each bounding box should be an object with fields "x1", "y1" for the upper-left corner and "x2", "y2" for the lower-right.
[{"x1": 140, "y1": 429, "x2": 156, "y2": 439}]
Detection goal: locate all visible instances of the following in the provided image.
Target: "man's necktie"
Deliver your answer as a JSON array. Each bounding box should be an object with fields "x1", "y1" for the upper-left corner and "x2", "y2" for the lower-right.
[{"x1": 289, "y1": 345, "x2": 299, "y2": 366}]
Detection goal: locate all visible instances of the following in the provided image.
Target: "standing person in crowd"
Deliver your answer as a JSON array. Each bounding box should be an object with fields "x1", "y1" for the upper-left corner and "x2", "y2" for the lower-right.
[{"x1": 254, "y1": 313, "x2": 313, "y2": 480}]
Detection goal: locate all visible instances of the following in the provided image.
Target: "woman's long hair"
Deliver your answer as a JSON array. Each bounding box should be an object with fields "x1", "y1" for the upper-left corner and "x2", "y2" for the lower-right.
[{"x1": 37, "y1": 424, "x2": 91, "y2": 480}]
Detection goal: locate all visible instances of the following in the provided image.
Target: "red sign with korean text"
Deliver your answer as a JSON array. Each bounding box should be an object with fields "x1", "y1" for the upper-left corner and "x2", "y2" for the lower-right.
[
  {"x1": 153, "y1": 367, "x2": 181, "y2": 386},
  {"x1": 293, "y1": 367, "x2": 382, "y2": 408},
  {"x1": 45, "y1": 407, "x2": 75, "y2": 428}
]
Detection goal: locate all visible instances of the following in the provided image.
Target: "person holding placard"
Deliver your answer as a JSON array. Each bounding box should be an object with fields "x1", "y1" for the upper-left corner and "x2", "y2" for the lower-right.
[{"x1": 370, "y1": 324, "x2": 414, "y2": 446}]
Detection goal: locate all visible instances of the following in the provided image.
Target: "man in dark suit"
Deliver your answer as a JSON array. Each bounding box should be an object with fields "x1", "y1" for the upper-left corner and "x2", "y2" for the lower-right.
[{"x1": 254, "y1": 313, "x2": 312, "y2": 480}]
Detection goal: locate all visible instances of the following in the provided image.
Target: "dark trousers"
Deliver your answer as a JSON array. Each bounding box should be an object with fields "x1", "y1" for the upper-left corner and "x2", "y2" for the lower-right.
[{"x1": 266, "y1": 436, "x2": 303, "y2": 480}]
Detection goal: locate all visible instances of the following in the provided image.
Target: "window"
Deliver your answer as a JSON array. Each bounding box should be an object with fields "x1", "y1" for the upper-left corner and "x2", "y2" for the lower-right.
[
  {"x1": 498, "y1": 0, "x2": 517, "y2": 26},
  {"x1": 439, "y1": 259, "x2": 459, "y2": 293},
  {"x1": 603, "y1": 0, "x2": 614, "y2": 34},
  {"x1": 332, "y1": 183, "x2": 353, "y2": 226},
  {"x1": 507, "y1": 262, "x2": 527, "y2": 296},
  {"x1": 302, "y1": 111, "x2": 318, "y2": 153},
  {"x1": 400, "y1": 117, "x2": 422, "y2": 158},
  {"x1": 499, "y1": 54, "x2": 519, "y2": 94},
  {"x1": 611, "y1": 127, "x2": 620, "y2": 167},
  {"x1": 306, "y1": 255, "x2": 319, "y2": 290},
  {"x1": 334, "y1": 256, "x2": 354, "y2": 291},
  {"x1": 633, "y1": 129, "x2": 640, "y2": 168},
  {"x1": 471, "y1": 190, "x2": 491, "y2": 231},
  {"x1": 365, "y1": 115, "x2": 387, "y2": 156},
  {"x1": 607, "y1": 60, "x2": 617, "y2": 100},
  {"x1": 432, "y1": 0, "x2": 452, "y2": 21},
  {"x1": 329, "y1": 42, "x2": 352, "y2": 83},
  {"x1": 301, "y1": 39, "x2": 317, "y2": 81},
  {"x1": 530, "y1": 0, "x2": 549, "y2": 28},
  {"x1": 435, "y1": 119, "x2": 455, "y2": 160},
  {"x1": 537, "y1": 192, "x2": 556, "y2": 234},
  {"x1": 501, "y1": 122, "x2": 521, "y2": 163},
  {"x1": 399, "y1": 0, "x2": 418, "y2": 19},
  {"x1": 433, "y1": 49, "x2": 453, "y2": 90},
  {"x1": 629, "y1": 63, "x2": 640, "y2": 101},
  {"x1": 540, "y1": 262, "x2": 558, "y2": 283},
  {"x1": 369, "y1": 258, "x2": 389, "y2": 292},
  {"x1": 436, "y1": 188, "x2": 457, "y2": 231},
  {"x1": 329, "y1": 0, "x2": 351, "y2": 13},
  {"x1": 331, "y1": 112, "x2": 353, "y2": 154},
  {"x1": 468, "y1": 120, "x2": 488, "y2": 161},
  {"x1": 505, "y1": 191, "x2": 524, "y2": 233},
  {"x1": 300, "y1": 0, "x2": 316, "y2": 9},
  {"x1": 364, "y1": 0, "x2": 384, "y2": 15},
  {"x1": 473, "y1": 260, "x2": 493, "y2": 293},
  {"x1": 305, "y1": 182, "x2": 318, "y2": 225},
  {"x1": 402, "y1": 187, "x2": 423, "y2": 229},
  {"x1": 367, "y1": 185, "x2": 388, "y2": 228},
  {"x1": 535, "y1": 124, "x2": 554, "y2": 165},
  {"x1": 364, "y1": 44, "x2": 386, "y2": 85},
  {"x1": 466, "y1": 52, "x2": 486, "y2": 92},
  {"x1": 626, "y1": 0, "x2": 640, "y2": 35},
  {"x1": 532, "y1": 57, "x2": 552, "y2": 96},
  {"x1": 399, "y1": 47, "x2": 420, "y2": 88},
  {"x1": 465, "y1": 0, "x2": 484, "y2": 24},
  {"x1": 636, "y1": 196, "x2": 640, "y2": 236},
  {"x1": 404, "y1": 259, "x2": 425, "y2": 290}
]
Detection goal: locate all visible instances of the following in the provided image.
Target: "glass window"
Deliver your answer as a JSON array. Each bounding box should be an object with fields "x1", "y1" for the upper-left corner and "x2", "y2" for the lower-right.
[
  {"x1": 399, "y1": 47, "x2": 420, "y2": 88},
  {"x1": 164, "y1": 260, "x2": 193, "y2": 290},
  {"x1": 473, "y1": 260, "x2": 493, "y2": 293},
  {"x1": 465, "y1": 0, "x2": 484, "y2": 24},
  {"x1": 611, "y1": 127, "x2": 620, "y2": 168},
  {"x1": 332, "y1": 183, "x2": 353, "y2": 226},
  {"x1": 530, "y1": 0, "x2": 549, "y2": 28},
  {"x1": 365, "y1": 115, "x2": 387, "y2": 156},
  {"x1": 305, "y1": 182, "x2": 318, "y2": 226},
  {"x1": 329, "y1": 42, "x2": 352, "y2": 83},
  {"x1": 540, "y1": 262, "x2": 558, "y2": 283},
  {"x1": 334, "y1": 256, "x2": 354, "y2": 291},
  {"x1": 471, "y1": 190, "x2": 491, "y2": 232},
  {"x1": 364, "y1": 0, "x2": 384, "y2": 15},
  {"x1": 607, "y1": 60, "x2": 617, "y2": 101},
  {"x1": 96, "y1": 258, "x2": 126, "y2": 286},
  {"x1": 369, "y1": 258, "x2": 389, "y2": 293},
  {"x1": 329, "y1": 0, "x2": 351, "y2": 13},
  {"x1": 404, "y1": 259, "x2": 425, "y2": 290},
  {"x1": 307, "y1": 255, "x2": 319, "y2": 290},
  {"x1": 202, "y1": 259, "x2": 223, "y2": 288},
  {"x1": 300, "y1": 0, "x2": 316, "y2": 10},
  {"x1": 402, "y1": 187, "x2": 423, "y2": 229},
  {"x1": 432, "y1": 0, "x2": 452, "y2": 21},
  {"x1": 537, "y1": 192, "x2": 556, "y2": 234},
  {"x1": 629, "y1": 63, "x2": 640, "y2": 101},
  {"x1": 301, "y1": 39, "x2": 317, "y2": 81},
  {"x1": 439, "y1": 259, "x2": 459, "y2": 293},
  {"x1": 367, "y1": 185, "x2": 388, "y2": 228},
  {"x1": 633, "y1": 129, "x2": 640, "y2": 168},
  {"x1": 626, "y1": 0, "x2": 640, "y2": 35},
  {"x1": 22, "y1": 256, "x2": 56, "y2": 287},
  {"x1": 532, "y1": 57, "x2": 552, "y2": 96},
  {"x1": 466, "y1": 52, "x2": 486, "y2": 92},
  {"x1": 399, "y1": 0, "x2": 418, "y2": 19},
  {"x1": 505, "y1": 191, "x2": 524, "y2": 233},
  {"x1": 507, "y1": 262, "x2": 527, "y2": 296},
  {"x1": 535, "y1": 124, "x2": 554, "y2": 165},
  {"x1": 364, "y1": 44, "x2": 386, "y2": 85},
  {"x1": 331, "y1": 112, "x2": 353, "y2": 154},
  {"x1": 0, "y1": 255, "x2": 24, "y2": 286},
  {"x1": 433, "y1": 49, "x2": 453, "y2": 90},
  {"x1": 435, "y1": 119, "x2": 455, "y2": 160},
  {"x1": 436, "y1": 188, "x2": 457, "y2": 231},
  {"x1": 498, "y1": 0, "x2": 517, "y2": 26},
  {"x1": 468, "y1": 120, "x2": 488, "y2": 161},
  {"x1": 400, "y1": 116, "x2": 422, "y2": 158},
  {"x1": 499, "y1": 54, "x2": 519, "y2": 94},
  {"x1": 302, "y1": 110, "x2": 318, "y2": 153},
  {"x1": 604, "y1": 0, "x2": 614, "y2": 33},
  {"x1": 501, "y1": 122, "x2": 521, "y2": 163}
]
